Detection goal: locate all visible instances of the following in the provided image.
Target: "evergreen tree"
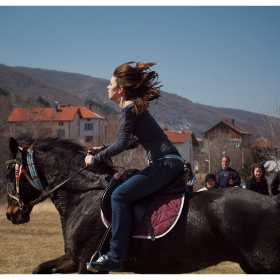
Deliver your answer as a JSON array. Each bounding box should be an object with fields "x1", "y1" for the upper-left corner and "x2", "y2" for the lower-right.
[
  {"x1": 37, "y1": 96, "x2": 50, "y2": 107},
  {"x1": 238, "y1": 146, "x2": 266, "y2": 181},
  {"x1": 0, "y1": 87, "x2": 9, "y2": 96}
]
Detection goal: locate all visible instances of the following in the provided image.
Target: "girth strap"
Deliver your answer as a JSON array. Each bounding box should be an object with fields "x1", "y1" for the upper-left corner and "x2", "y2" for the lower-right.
[{"x1": 143, "y1": 205, "x2": 155, "y2": 241}]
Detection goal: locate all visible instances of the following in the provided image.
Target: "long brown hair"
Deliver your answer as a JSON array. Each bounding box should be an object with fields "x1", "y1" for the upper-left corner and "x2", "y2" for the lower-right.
[
  {"x1": 113, "y1": 61, "x2": 162, "y2": 115},
  {"x1": 249, "y1": 163, "x2": 267, "y2": 182}
]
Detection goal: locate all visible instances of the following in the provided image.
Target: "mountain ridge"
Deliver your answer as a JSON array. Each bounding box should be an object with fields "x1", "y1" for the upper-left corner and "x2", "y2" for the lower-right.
[{"x1": 0, "y1": 64, "x2": 263, "y2": 138}]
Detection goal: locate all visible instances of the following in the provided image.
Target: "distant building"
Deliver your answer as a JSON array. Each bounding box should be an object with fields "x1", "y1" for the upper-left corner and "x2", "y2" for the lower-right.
[
  {"x1": 202, "y1": 118, "x2": 252, "y2": 172},
  {"x1": 251, "y1": 137, "x2": 272, "y2": 149},
  {"x1": 7, "y1": 104, "x2": 105, "y2": 142},
  {"x1": 164, "y1": 130, "x2": 199, "y2": 168},
  {"x1": 203, "y1": 118, "x2": 252, "y2": 149}
]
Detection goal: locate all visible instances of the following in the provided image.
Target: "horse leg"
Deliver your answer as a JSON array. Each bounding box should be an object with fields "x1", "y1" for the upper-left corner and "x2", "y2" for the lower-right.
[
  {"x1": 239, "y1": 263, "x2": 260, "y2": 274},
  {"x1": 32, "y1": 253, "x2": 78, "y2": 274}
]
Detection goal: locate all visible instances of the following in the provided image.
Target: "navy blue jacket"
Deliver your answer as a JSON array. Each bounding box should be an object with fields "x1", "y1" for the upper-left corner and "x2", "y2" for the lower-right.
[{"x1": 91, "y1": 103, "x2": 179, "y2": 165}]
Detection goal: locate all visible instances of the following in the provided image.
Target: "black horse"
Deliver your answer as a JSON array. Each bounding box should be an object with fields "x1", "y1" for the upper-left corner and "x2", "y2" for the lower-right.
[{"x1": 5, "y1": 135, "x2": 280, "y2": 274}]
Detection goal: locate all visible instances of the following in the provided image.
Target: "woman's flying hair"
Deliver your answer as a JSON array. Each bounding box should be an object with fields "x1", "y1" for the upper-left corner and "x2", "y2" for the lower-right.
[{"x1": 113, "y1": 61, "x2": 162, "y2": 114}]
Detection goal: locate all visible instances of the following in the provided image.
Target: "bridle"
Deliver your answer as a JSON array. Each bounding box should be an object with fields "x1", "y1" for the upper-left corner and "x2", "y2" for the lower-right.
[
  {"x1": 6, "y1": 145, "x2": 45, "y2": 211},
  {"x1": 6, "y1": 144, "x2": 87, "y2": 212}
]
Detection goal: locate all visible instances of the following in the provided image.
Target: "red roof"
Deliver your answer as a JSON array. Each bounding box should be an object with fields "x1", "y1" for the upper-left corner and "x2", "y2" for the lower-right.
[
  {"x1": 251, "y1": 137, "x2": 271, "y2": 148},
  {"x1": 7, "y1": 106, "x2": 104, "y2": 122},
  {"x1": 165, "y1": 131, "x2": 192, "y2": 143},
  {"x1": 165, "y1": 131, "x2": 199, "y2": 146},
  {"x1": 204, "y1": 118, "x2": 251, "y2": 135}
]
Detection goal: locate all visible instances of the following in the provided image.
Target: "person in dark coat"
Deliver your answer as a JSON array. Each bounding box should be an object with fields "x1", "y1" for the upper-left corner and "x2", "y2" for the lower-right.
[
  {"x1": 270, "y1": 170, "x2": 280, "y2": 196},
  {"x1": 246, "y1": 163, "x2": 269, "y2": 195},
  {"x1": 197, "y1": 173, "x2": 222, "y2": 192},
  {"x1": 216, "y1": 156, "x2": 241, "y2": 188}
]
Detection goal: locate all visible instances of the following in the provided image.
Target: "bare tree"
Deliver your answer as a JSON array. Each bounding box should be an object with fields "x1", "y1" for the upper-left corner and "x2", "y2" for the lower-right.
[
  {"x1": 203, "y1": 133, "x2": 242, "y2": 174},
  {"x1": 87, "y1": 113, "x2": 147, "y2": 173},
  {"x1": 0, "y1": 94, "x2": 14, "y2": 202},
  {"x1": 260, "y1": 99, "x2": 280, "y2": 171}
]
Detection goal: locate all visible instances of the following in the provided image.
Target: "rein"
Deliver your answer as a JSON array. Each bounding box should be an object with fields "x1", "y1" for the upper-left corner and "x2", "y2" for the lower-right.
[
  {"x1": 6, "y1": 145, "x2": 88, "y2": 210},
  {"x1": 29, "y1": 165, "x2": 88, "y2": 207}
]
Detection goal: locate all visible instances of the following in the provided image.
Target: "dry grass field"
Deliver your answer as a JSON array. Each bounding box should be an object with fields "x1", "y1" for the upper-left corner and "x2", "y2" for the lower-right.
[{"x1": 0, "y1": 199, "x2": 244, "y2": 274}]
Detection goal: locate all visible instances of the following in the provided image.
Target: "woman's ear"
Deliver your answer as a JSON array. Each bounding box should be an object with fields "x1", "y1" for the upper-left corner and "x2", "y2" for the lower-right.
[{"x1": 118, "y1": 87, "x2": 125, "y2": 94}]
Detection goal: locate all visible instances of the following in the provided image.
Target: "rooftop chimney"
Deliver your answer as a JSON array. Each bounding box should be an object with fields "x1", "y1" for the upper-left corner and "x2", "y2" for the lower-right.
[
  {"x1": 231, "y1": 119, "x2": 235, "y2": 126},
  {"x1": 54, "y1": 101, "x2": 59, "y2": 112}
]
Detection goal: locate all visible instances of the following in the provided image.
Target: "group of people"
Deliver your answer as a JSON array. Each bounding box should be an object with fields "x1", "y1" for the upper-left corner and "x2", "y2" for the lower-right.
[
  {"x1": 197, "y1": 155, "x2": 280, "y2": 196},
  {"x1": 83, "y1": 61, "x2": 280, "y2": 273}
]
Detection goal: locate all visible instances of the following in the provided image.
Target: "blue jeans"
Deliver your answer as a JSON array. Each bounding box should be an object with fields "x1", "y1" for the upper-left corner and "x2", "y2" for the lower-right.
[{"x1": 107, "y1": 157, "x2": 184, "y2": 261}]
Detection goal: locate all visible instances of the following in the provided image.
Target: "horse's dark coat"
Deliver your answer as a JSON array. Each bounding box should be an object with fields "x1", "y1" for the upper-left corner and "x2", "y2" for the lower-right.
[{"x1": 5, "y1": 136, "x2": 280, "y2": 274}]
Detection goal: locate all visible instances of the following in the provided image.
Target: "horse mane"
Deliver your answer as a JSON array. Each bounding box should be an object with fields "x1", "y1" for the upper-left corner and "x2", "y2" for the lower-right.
[
  {"x1": 34, "y1": 135, "x2": 86, "y2": 162},
  {"x1": 18, "y1": 134, "x2": 117, "y2": 176}
]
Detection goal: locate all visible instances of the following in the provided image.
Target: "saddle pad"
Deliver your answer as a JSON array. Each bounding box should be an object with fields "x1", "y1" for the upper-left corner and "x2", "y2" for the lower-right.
[{"x1": 101, "y1": 192, "x2": 185, "y2": 240}]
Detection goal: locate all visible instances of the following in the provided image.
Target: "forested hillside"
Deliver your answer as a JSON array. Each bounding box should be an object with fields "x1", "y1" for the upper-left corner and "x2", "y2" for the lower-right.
[{"x1": 0, "y1": 64, "x2": 264, "y2": 137}]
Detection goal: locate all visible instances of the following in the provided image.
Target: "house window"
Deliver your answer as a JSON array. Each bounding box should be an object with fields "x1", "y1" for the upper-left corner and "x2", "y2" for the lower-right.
[
  {"x1": 232, "y1": 141, "x2": 240, "y2": 147},
  {"x1": 57, "y1": 129, "x2": 65, "y2": 137},
  {"x1": 85, "y1": 123, "x2": 93, "y2": 130},
  {"x1": 15, "y1": 130, "x2": 21, "y2": 137},
  {"x1": 58, "y1": 121, "x2": 64, "y2": 126},
  {"x1": 230, "y1": 140, "x2": 240, "y2": 147},
  {"x1": 85, "y1": 136, "x2": 93, "y2": 142}
]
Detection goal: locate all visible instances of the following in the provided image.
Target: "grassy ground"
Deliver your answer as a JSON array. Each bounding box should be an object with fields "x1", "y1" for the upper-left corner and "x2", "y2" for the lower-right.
[{"x1": 0, "y1": 200, "x2": 244, "y2": 274}]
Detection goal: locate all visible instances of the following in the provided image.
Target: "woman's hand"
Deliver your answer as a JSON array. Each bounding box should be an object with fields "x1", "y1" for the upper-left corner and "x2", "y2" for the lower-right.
[
  {"x1": 85, "y1": 146, "x2": 102, "y2": 166},
  {"x1": 88, "y1": 146, "x2": 102, "y2": 154},
  {"x1": 85, "y1": 154, "x2": 93, "y2": 166}
]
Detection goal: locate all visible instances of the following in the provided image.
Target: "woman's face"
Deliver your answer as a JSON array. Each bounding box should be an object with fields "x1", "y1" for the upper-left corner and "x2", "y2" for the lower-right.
[
  {"x1": 107, "y1": 76, "x2": 120, "y2": 101},
  {"x1": 206, "y1": 179, "x2": 215, "y2": 189},
  {"x1": 254, "y1": 167, "x2": 263, "y2": 180}
]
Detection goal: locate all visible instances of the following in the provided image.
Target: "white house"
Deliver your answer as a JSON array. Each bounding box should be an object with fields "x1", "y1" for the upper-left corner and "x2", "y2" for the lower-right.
[
  {"x1": 7, "y1": 104, "x2": 105, "y2": 143},
  {"x1": 164, "y1": 130, "x2": 199, "y2": 169}
]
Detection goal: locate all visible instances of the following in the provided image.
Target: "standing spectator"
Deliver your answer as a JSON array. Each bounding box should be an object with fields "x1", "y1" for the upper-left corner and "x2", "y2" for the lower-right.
[
  {"x1": 216, "y1": 156, "x2": 241, "y2": 188},
  {"x1": 184, "y1": 162, "x2": 196, "y2": 192},
  {"x1": 246, "y1": 163, "x2": 269, "y2": 195},
  {"x1": 270, "y1": 170, "x2": 280, "y2": 196},
  {"x1": 197, "y1": 173, "x2": 222, "y2": 192}
]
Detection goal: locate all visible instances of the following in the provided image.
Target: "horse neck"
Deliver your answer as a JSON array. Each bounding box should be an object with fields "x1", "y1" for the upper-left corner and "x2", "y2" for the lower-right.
[{"x1": 35, "y1": 148, "x2": 105, "y2": 213}]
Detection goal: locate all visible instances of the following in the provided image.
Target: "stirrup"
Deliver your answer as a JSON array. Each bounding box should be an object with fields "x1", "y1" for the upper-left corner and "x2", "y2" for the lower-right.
[{"x1": 87, "y1": 224, "x2": 112, "y2": 270}]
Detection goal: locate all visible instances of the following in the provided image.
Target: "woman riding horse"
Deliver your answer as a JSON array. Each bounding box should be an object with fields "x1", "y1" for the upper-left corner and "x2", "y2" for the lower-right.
[{"x1": 84, "y1": 62, "x2": 184, "y2": 272}]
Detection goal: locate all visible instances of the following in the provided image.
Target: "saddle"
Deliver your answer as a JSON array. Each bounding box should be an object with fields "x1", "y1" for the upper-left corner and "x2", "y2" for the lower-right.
[{"x1": 101, "y1": 168, "x2": 189, "y2": 240}]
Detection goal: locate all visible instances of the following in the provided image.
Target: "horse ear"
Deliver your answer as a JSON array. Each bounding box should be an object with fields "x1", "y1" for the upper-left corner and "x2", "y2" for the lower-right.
[{"x1": 9, "y1": 137, "x2": 18, "y2": 157}]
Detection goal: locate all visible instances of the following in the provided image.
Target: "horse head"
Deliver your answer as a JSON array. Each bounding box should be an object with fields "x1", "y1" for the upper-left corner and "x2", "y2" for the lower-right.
[
  {"x1": 5, "y1": 135, "x2": 116, "y2": 225},
  {"x1": 6, "y1": 136, "x2": 45, "y2": 224}
]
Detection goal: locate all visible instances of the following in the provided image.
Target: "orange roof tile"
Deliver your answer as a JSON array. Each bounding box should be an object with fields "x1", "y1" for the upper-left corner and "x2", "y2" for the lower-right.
[
  {"x1": 164, "y1": 131, "x2": 192, "y2": 143},
  {"x1": 251, "y1": 137, "x2": 272, "y2": 148},
  {"x1": 7, "y1": 106, "x2": 104, "y2": 122},
  {"x1": 76, "y1": 107, "x2": 104, "y2": 119}
]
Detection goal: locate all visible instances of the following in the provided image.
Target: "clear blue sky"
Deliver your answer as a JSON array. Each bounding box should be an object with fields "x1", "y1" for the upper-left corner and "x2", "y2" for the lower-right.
[{"x1": 0, "y1": 5, "x2": 279, "y2": 114}]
